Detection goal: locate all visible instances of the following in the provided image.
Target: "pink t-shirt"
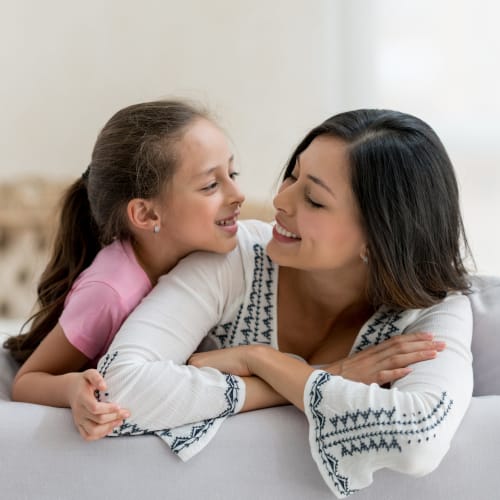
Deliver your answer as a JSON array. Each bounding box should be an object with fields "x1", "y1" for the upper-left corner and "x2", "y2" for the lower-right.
[{"x1": 59, "y1": 240, "x2": 152, "y2": 367}]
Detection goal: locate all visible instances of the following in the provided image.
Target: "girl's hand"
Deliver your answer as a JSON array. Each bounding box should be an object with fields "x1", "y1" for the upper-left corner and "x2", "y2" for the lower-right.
[
  {"x1": 325, "y1": 332, "x2": 445, "y2": 386},
  {"x1": 68, "y1": 369, "x2": 130, "y2": 441},
  {"x1": 188, "y1": 345, "x2": 262, "y2": 376}
]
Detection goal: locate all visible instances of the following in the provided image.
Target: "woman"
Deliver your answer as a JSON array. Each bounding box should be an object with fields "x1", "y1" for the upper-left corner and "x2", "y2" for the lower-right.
[{"x1": 99, "y1": 109, "x2": 472, "y2": 497}]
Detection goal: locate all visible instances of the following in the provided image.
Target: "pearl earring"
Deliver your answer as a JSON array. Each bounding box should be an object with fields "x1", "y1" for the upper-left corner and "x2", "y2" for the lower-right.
[
  {"x1": 153, "y1": 224, "x2": 160, "y2": 234},
  {"x1": 361, "y1": 254, "x2": 368, "y2": 264}
]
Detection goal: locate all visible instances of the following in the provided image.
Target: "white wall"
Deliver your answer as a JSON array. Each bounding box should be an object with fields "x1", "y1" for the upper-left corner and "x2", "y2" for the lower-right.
[
  {"x1": 336, "y1": 0, "x2": 500, "y2": 275},
  {"x1": 0, "y1": 0, "x2": 340, "y2": 205},
  {"x1": 1, "y1": 0, "x2": 499, "y2": 275}
]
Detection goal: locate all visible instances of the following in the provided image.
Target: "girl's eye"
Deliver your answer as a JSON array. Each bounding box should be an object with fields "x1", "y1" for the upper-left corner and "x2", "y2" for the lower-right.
[
  {"x1": 305, "y1": 193, "x2": 324, "y2": 209},
  {"x1": 202, "y1": 182, "x2": 218, "y2": 192},
  {"x1": 229, "y1": 171, "x2": 240, "y2": 180}
]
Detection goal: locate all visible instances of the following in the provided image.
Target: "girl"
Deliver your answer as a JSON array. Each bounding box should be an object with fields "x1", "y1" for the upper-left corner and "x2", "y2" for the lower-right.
[
  {"x1": 96, "y1": 109, "x2": 471, "y2": 498},
  {"x1": 4, "y1": 99, "x2": 245, "y2": 439}
]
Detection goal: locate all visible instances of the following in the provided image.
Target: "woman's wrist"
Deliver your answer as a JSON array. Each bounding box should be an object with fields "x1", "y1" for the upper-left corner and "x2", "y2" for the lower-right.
[
  {"x1": 246, "y1": 344, "x2": 277, "y2": 377},
  {"x1": 245, "y1": 344, "x2": 315, "y2": 411}
]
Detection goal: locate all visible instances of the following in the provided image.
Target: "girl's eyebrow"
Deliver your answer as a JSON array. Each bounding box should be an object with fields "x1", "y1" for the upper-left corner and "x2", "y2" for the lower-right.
[{"x1": 196, "y1": 155, "x2": 234, "y2": 178}]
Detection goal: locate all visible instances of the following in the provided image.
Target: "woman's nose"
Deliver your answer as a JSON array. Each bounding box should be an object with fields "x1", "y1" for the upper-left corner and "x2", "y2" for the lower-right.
[{"x1": 273, "y1": 180, "x2": 295, "y2": 214}]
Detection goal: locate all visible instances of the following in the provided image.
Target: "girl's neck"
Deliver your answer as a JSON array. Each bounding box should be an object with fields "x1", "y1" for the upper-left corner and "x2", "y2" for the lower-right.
[{"x1": 130, "y1": 237, "x2": 184, "y2": 286}]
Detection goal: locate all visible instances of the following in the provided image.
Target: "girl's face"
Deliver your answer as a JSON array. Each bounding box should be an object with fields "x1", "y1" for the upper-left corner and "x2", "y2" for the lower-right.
[
  {"x1": 157, "y1": 118, "x2": 245, "y2": 256},
  {"x1": 266, "y1": 135, "x2": 367, "y2": 272}
]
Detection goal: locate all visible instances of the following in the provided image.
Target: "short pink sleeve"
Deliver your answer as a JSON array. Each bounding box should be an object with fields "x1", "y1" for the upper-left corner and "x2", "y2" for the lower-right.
[{"x1": 59, "y1": 282, "x2": 125, "y2": 365}]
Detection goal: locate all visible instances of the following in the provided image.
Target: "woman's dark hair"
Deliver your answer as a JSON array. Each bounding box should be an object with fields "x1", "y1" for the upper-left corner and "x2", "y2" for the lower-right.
[
  {"x1": 4, "y1": 100, "x2": 209, "y2": 363},
  {"x1": 283, "y1": 109, "x2": 471, "y2": 309}
]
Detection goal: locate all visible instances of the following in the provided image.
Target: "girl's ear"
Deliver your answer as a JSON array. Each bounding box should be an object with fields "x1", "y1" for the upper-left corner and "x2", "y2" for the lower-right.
[{"x1": 126, "y1": 198, "x2": 159, "y2": 232}]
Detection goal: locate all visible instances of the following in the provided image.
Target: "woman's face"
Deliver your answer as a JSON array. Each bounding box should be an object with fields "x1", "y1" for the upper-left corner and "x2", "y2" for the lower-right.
[
  {"x1": 266, "y1": 135, "x2": 367, "y2": 271},
  {"x1": 156, "y1": 118, "x2": 245, "y2": 256}
]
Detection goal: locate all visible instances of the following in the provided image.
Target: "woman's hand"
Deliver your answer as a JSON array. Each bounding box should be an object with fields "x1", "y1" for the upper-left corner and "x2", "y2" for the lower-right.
[
  {"x1": 325, "y1": 332, "x2": 445, "y2": 386},
  {"x1": 189, "y1": 332, "x2": 444, "y2": 389},
  {"x1": 188, "y1": 345, "x2": 260, "y2": 376},
  {"x1": 68, "y1": 369, "x2": 130, "y2": 441}
]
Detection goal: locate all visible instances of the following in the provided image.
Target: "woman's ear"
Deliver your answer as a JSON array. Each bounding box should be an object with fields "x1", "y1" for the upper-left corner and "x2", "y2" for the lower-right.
[
  {"x1": 126, "y1": 198, "x2": 159, "y2": 232},
  {"x1": 359, "y1": 245, "x2": 369, "y2": 264}
]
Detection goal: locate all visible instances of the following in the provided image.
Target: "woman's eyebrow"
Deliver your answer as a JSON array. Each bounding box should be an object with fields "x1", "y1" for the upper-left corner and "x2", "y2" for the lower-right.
[{"x1": 306, "y1": 174, "x2": 336, "y2": 198}]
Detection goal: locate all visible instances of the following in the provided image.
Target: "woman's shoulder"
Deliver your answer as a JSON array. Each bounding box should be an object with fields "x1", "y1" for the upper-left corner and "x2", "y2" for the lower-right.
[{"x1": 386, "y1": 292, "x2": 473, "y2": 340}]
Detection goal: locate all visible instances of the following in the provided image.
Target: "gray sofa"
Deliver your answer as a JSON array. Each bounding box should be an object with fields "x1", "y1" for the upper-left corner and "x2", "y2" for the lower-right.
[{"x1": 1, "y1": 275, "x2": 499, "y2": 500}]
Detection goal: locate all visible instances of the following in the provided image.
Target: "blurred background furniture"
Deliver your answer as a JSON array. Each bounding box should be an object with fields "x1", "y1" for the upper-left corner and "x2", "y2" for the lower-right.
[{"x1": 0, "y1": 178, "x2": 273, "y2": 321}]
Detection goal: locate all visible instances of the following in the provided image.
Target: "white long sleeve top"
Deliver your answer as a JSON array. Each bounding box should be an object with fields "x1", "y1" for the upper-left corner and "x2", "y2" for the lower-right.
[{"x1": 98, "y1": 220, "x2": 473, "y2": 498}]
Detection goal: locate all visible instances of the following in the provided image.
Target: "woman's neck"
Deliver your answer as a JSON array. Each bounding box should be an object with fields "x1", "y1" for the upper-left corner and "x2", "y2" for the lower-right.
[{"x1": 279, "y1": 265, "x2": 373, "y2": 323}]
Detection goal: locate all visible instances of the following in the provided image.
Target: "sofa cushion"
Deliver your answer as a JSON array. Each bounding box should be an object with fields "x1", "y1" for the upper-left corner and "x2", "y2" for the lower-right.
[{"x1": 468, "y1": 275, "x2": 500, "y2": 396}]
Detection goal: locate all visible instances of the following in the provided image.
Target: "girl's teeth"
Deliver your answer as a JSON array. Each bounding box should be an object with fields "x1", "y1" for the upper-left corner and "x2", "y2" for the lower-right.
[
  {"x1": 216, "y1": 217, "x2": 236, "y2": 226},
  {"x1": 276, "y1": 222, "x2": 300, "y2": 239}
]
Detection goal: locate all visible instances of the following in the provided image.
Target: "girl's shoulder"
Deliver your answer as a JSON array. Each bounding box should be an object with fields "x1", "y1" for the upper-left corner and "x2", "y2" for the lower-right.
[{"x1": 70, "y1": 239, "x2": 151, "y2": 302}]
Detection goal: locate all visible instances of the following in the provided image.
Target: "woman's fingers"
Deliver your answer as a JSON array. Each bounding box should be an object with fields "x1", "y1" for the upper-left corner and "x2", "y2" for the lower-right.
[
  {"x1": 357, "y1": 332, "x2": 434, "y2": 356},
  {"x1": 376, "y1": 350, "x2": 440, "y2": 372},
  {"x1": 375, "y1": 367, "x2": 412, "y2": 386}
]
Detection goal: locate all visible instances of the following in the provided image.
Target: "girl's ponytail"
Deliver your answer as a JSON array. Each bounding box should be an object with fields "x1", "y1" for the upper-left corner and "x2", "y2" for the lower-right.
[
  {"x1": 4, "y1": 99, "x2": 209, "y2": 363},
  {"x1": 3, "y1": 176, "x2": 100, "y2": 363}
]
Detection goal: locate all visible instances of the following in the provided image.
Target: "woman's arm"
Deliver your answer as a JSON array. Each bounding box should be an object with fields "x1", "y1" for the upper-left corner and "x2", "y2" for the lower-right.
[
  {"x1": 189, "y1": 331, "x2": 444, "y2": 410},
  {"x1": 302, "y1": 295, "x2": 473, "y2": 497},
  {"x1": 12, "y1": 323, "x2": 128, "y2": 440},
  {"x1": 190, "y1": 295, "x2": 473, "y2": 497}
]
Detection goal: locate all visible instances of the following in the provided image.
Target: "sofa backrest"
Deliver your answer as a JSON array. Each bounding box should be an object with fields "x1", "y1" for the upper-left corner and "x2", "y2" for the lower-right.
[{"x1": 468, "y1": 275, "x2": 500, "y2": 396}]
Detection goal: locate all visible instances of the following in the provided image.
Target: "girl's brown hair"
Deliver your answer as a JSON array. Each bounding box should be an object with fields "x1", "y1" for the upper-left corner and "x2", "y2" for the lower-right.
[
  {"x1": 4, "y1": 100, "x2": 208, "y2": 363},
  {"x1": 283, "y1": 109, "x2": 472, "y2": 309}
]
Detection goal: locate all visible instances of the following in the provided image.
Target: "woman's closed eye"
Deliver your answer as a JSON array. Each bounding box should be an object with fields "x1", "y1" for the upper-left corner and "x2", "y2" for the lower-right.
[{"x1": 305, "y1": 190, "x2": 324, "y2": 208}]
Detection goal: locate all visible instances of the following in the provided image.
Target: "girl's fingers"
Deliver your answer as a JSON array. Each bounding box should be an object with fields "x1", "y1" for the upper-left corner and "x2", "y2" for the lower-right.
[
  {"x1": 82, "y1": 369, "x2": 107, "y2": 391},
  {"x1": 85, "y1": 407, "x2": 130, "y2": 425},
  {"x1": 84, "y1": 400, "x2": 121, "y2": 415},
  {"x1": 79, "y1": 418, "x2": 125, "y2": 441}
]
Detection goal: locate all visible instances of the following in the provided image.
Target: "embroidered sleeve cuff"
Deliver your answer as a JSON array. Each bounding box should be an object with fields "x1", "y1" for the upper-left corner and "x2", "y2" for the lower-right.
[{"x1": 232, "y1": 374, "x2": 245, "y2": 414}]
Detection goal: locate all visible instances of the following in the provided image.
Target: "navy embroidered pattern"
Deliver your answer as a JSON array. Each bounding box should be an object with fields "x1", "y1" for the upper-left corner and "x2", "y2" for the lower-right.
[
  {"x1": 308, "y1": 372, "x2": 454, "y2": 497},
  {"x1": 96, "y1": 351, "x2": 118, "y2": 402},
  {"x1": 106, "y1": 374, "x2": 240, "y2": 457},
  {"x1": 209, "y1": 244, "x2": 274, "y2": 349},
  {"x1": 354, "y1": 308, "x2": 404, "y2": 353}
]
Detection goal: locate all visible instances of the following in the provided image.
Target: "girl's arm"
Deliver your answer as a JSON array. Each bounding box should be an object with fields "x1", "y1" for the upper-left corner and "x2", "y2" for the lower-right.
[
  {"x1": 98, "y1": 246, "x2": 259, "y2": 432},
  {"x1": 12, "y1": 323, "x2": 129, "y2": 440}
]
